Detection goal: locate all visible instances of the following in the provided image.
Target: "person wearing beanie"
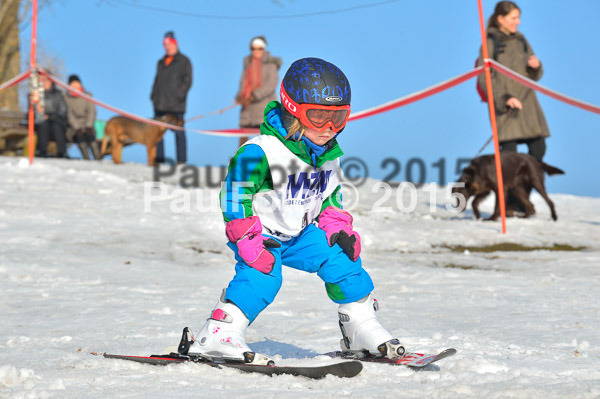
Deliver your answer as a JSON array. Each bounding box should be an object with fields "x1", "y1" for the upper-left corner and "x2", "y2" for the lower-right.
[
  {"x1": 68, "y1": 75, "x2": 81, "y2": 85},
  {"x1": 235, "y1": 35, "x2": 282, "y2": 146},
  {"x1": 150, "y1": 30, "x2": 193, "y2": 164},
  {"x1": 64, "y1": 74, "x2": 101, "y2": 160}
]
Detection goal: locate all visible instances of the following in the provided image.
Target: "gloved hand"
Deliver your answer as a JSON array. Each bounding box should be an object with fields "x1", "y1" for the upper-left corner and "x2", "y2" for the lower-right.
[
  {"x1": 318, "y1": 206, "x2": 361, "y2": 261},
  {"x1": 235, "y1": 95, "x2": 251, "y2": 107},
  {"x1": 225, "y1": 216, "x2": 281, "y2": 273}
]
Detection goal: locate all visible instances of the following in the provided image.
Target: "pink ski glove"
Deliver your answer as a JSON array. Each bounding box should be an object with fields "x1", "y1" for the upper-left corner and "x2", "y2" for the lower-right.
[
  {"x1": 225, "y1": 216, "x2": 281, "y2": 273},
  {"x1": 318, "y1": 206, "x2": 361, "y2": 261}
]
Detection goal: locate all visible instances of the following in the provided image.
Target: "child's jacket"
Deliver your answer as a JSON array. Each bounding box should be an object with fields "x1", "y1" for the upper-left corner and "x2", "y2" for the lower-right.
[{"x1": 221, "y1": 101, "x2": 344, "y2": 241}]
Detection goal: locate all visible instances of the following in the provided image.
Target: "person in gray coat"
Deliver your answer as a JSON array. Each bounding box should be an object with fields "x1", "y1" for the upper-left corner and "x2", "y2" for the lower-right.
[
  {"x1": 235, "y1": 36, "x2": 282, "y2": 146},
  {"x1": 64, "y1": 74, "x2": 100, "y2": 160},
  {"x1": 477, "y1": 1, "x2": 550, "y2": 161}
]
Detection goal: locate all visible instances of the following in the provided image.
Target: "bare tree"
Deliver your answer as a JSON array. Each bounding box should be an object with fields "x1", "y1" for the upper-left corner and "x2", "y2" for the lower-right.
[
  {"x1": 0, "y1": 0, "x2": 53, "y2": 111},
  {"x1": 0, "y1": 0, "x2": 21, "y2": 111}
]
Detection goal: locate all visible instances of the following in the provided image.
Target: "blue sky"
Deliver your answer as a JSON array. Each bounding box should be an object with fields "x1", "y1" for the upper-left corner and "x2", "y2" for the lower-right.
[{"x1": 21, "y1": 0, "x2": 600, "y2": 196}]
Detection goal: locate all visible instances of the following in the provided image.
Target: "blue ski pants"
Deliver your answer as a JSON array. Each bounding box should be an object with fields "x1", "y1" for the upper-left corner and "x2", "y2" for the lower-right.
[{"x1": 224, "y1": 224, "x2": 374, "y2": 323}]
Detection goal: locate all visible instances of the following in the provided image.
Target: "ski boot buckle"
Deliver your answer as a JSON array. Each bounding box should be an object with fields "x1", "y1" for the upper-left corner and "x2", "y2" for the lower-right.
[{"x1": 377, "y1": 339, "x2": 406, "y2": 359}]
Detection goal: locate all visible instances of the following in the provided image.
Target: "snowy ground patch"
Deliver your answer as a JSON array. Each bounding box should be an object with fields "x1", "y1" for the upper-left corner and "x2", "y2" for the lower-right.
[{"x1": 1, "y1": 156, "x2": 599, "y2": 398}]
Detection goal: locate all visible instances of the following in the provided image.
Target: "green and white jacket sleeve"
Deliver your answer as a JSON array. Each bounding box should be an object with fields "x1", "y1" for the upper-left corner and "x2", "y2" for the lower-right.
[{"x1": 220, "y1": 144, "x2": 274, "y2": 222}]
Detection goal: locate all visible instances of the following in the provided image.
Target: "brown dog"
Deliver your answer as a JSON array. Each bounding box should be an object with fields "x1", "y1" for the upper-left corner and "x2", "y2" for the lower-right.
[
  {"x1": 101, "y1": 114, "x2": 182, "y2": 166},
  {"x1": 453, "y1": 152, "x2": 565, "y2": 221}
]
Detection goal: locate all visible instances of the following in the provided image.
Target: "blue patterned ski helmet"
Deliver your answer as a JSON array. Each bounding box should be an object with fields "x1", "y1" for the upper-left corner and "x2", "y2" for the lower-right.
[{"x1": 281, "y1": 58, "x2": 351, "y2": 108}]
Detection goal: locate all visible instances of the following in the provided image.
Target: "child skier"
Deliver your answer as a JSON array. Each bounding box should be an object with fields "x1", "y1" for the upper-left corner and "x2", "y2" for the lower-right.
[{"x1": 181, "y1": 57, "x2": 405, "y2": 364}]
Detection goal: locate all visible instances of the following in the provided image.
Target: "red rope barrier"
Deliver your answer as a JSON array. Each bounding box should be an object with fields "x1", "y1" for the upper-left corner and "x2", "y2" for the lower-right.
[
  {"x1": 488, "y1": 59, "x2": 600, "y2": 114},
  {"x1": 0, "y1": 70, "x2": 30, "y2": 91},
  {"x1": 39, "y1": 68, "x2": 257, "y2": 137},
  {"x1": 27, "y1": 55, "x2": 597, "y2": 143},
  {"x1": 349, "y1": 67, "x2": 485, "y2": 122},
  {"x1": 40, "y1": 68, "x2": 186, "y2": 131}
]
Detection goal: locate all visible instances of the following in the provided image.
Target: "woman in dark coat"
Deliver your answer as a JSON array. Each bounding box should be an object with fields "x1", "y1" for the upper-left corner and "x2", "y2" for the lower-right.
[
  {"x1": 35, "y1": 75, "x2": 68, "y2": 158},
  {"x1": 477, "y1": 1, "x2": 550, "y2": 161},
  {"x1": 235, "y1": 36, "x2": 282, "y2": 146}
]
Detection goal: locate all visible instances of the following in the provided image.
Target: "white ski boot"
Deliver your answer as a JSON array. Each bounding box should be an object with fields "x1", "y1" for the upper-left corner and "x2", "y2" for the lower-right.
[
  {"x1": 338, "y1": 294, "x2": 405, "y2": 359},
  {"x1": 182, "y1": 291, "x2": 274, "y2": 365}
]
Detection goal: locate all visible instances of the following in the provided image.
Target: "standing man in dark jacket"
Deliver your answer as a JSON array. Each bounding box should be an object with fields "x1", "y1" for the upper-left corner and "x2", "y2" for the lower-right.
[{"x1": 151, "y1": 31, "x2": 192, "y2": 164}]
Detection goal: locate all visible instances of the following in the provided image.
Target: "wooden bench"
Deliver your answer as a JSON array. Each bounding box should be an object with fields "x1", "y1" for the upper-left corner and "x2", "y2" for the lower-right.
[{"x1": 0, "y1": 110, "x2": 29, "y2": 156}]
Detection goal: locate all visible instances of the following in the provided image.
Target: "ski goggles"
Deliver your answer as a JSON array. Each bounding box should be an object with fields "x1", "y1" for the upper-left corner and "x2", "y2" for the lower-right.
[{"x1": 281, "y1": 85, "x2": 351, "y2": 133}]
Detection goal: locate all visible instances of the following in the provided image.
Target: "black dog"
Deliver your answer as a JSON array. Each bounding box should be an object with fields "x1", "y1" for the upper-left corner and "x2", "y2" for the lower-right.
[{"x1": 453, "y1": 153, "x2": 564, "y2": 221}]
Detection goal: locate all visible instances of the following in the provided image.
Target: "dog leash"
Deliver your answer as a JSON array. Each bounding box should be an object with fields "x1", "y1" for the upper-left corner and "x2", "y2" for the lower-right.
[
  {"x1": 475, "y1": 135, "x2": 493, "y2": 156},
  {"x1": 185, "y1": 102, "x2": 239, "y2": 123},
  {"x1": 475, "y1": 81, "x2": 533, "y2": 157},
  {"x1": 474, "y1": 107, "x2": 519, "y2": 156}
]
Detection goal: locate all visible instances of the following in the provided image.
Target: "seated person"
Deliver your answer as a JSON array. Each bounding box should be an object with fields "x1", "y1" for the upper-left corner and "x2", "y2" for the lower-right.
[
  {"x1": 64, "y1": 74, "x2": 100, "y2": 160},
  {"x1": 34, "y1": 75, "x2": 67, "y2": 158}
]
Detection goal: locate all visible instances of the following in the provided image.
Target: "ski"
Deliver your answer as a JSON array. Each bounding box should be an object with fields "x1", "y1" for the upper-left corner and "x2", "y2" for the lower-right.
[
  {"x1": 327, "y1": 348, "x2": 457, "y2": 368},
  {"x1": 103, "y1": 352, "x2": 363, "y2": 379}
]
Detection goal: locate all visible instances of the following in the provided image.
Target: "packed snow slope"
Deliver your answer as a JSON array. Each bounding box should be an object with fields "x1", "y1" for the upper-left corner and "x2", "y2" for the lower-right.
[{"x1": 1, "y1": 157, "x2": 599, "y2": 399}]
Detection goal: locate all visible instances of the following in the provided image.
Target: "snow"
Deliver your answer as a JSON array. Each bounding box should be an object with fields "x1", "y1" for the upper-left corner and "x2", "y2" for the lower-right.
[{"x1": 1, "y1": 156, "x2": 599, "y2": 398}]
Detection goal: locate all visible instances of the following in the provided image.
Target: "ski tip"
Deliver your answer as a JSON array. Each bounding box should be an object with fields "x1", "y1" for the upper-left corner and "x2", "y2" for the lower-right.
[{"x1": 441, "y1": 348, "x2": 457, "y2": 355}]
